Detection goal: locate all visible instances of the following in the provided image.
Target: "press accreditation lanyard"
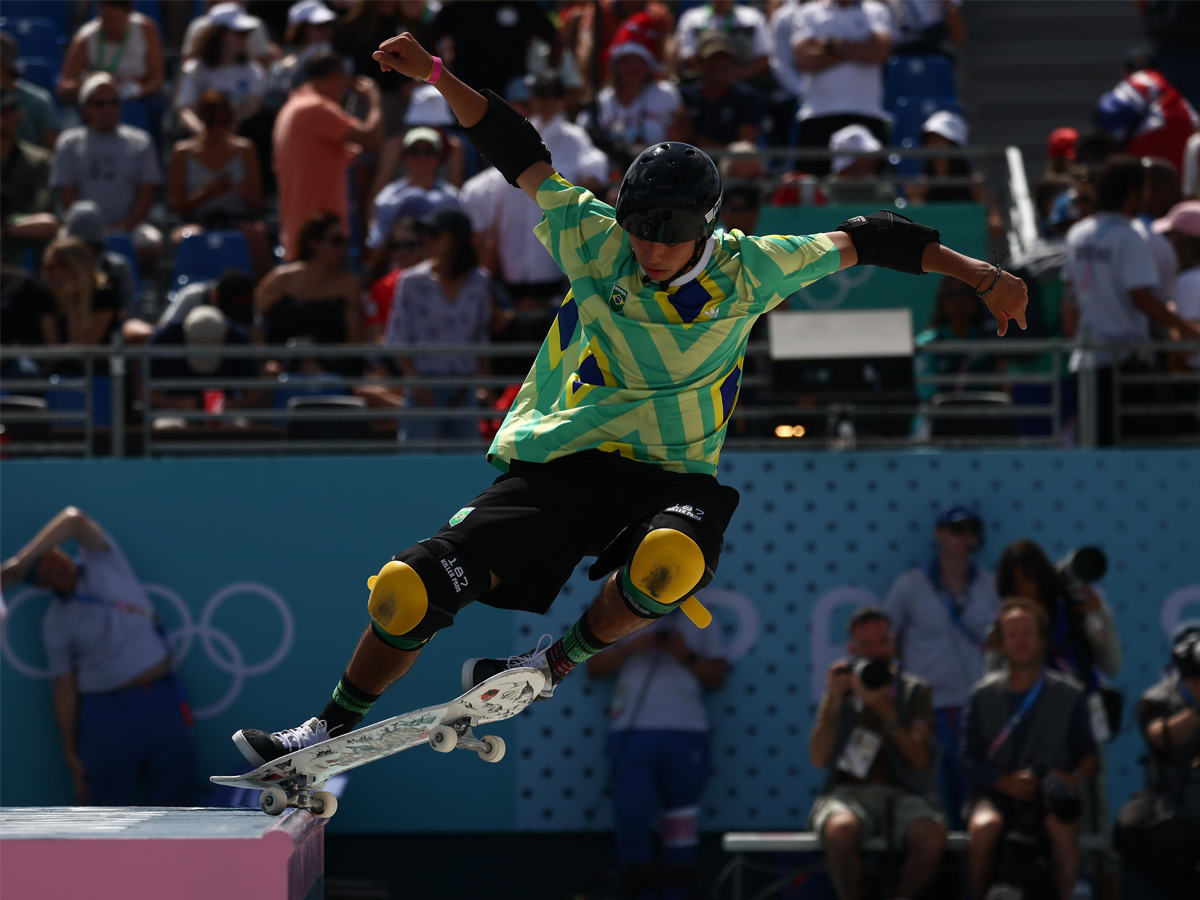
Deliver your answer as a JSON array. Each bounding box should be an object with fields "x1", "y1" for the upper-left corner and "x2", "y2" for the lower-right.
[
  {"x1": 925, "y1": 560, "x2": 984, "y2": 649},
  {"x1": 987, "y1": 674, "x2": 1045, "y2": 761}
]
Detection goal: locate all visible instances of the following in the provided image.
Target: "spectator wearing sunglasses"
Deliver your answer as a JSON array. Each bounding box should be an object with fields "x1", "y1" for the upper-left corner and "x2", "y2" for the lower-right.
[
  {"x1": 366, "y1": 126, "x2": 461, "y2": 258},
  {"x1": 365, "y1": 210, "x2": 429, "y2": 343},
  {"x1": 885, "y1": 503, "x2": 999, "y2": 828}
]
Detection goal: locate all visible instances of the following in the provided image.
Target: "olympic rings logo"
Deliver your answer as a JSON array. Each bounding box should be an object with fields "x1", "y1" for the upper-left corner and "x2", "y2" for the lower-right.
[{"x1": 1, "y1": 582, "x2": 293, "y2": 720}]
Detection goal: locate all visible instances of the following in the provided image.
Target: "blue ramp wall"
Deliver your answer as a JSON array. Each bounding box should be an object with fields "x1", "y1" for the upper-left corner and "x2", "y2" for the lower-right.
[{"x1": 1, "y1": 451, "x2": 1197, "y2": 834}]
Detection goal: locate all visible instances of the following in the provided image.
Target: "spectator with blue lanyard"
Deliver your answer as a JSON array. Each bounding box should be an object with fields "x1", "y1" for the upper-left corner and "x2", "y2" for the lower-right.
[
  {"x1": 885, "y1": 502, "x2": 999, "y2": 828},
  {"x1": 0, "y1": 507, "x2": 198, "y2": 806}
]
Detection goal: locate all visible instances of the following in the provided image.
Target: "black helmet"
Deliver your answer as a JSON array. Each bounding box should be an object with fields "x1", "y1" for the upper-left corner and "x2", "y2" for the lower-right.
[{"x1": 615, "y1": 143, "x2": 723, "y2": 243}]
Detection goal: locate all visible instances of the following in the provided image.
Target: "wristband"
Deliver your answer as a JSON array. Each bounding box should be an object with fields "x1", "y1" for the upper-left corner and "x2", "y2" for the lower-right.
[{"x1": 424, "y1": 55, "x2": 443, "y2": 84}]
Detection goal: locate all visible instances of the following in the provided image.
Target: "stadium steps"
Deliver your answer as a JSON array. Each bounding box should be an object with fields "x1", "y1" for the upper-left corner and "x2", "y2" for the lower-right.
[{"x1": 957, "y1": 0, "x2": 1145, "y2": 176}]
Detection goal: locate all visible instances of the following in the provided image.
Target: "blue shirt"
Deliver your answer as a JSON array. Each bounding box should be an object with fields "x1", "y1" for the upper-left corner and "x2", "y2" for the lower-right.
[{"x1": 366, "y1": 178, "x2": 461, "y2": 249}]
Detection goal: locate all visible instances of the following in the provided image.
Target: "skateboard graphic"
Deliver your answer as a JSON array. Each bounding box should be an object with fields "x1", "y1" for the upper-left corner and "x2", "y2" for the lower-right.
[{"x1": 210, "y1": 667, "x2": 545, "y2": 817}]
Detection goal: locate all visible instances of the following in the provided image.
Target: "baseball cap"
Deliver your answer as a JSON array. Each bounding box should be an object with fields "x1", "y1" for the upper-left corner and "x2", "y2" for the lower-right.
[
  {"x1": 79, "y1": 72, "x2": 117, "y2": 107},
  {"x1": 418, "y1": 207, "x2": 473, "y2": 242},
  {"x1": 1152, "y1": 200, "x2": 1200, "y2": 238},
  {"x1": 608, "y1": 39, "x2": 661, "y2": 72},
  {"x1": 402, "y1": 126, "x2": 443, "y2": 153},
  {"x1": 0, "y1": 31, "x2": 20, "y2": 76},
  {"x1": 1047, "y1": 127, "x2": 1079, "y2": 161},
  {"x1": 288, "y1": 0, "x2": 336, "y2": 26},
  {"x1": 936, "y1": 503, "x2": 981, "y2": 528},
  {"x1": 698, "y1": 33, "x2": 735, "y2": 60},
  {"x1": 829, "y1": 124, "x2": 881, "y2": 174},
  {"x1": 404, "y1": 83, "x2": 456, "y2": 127},
  {"x1": 922, "y1": 110, "x2": 968, "y2": 147},
  {"x1": 183, "y1": 305, "x2": 227, "y2": 375},
  {"x1": 208, "y1": 2, "x2": 258, "y2": 33},
  {"x1": 59, "y1": 201, "x2": 106, "y2": 247}
]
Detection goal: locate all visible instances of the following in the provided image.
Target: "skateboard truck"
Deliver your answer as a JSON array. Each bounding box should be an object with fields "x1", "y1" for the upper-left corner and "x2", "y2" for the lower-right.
[
  {"x1": 258, "y1": 773, "x2": 338, "y2": 819},
  {"x1": 428, "y1": 716, "x2": 506, "y2": 763}
]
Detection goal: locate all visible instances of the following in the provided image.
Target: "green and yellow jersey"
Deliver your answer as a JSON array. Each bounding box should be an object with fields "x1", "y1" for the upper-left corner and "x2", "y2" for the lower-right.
[{"x1": 486, "y1": 174, "x2": 841, "y2": 476}]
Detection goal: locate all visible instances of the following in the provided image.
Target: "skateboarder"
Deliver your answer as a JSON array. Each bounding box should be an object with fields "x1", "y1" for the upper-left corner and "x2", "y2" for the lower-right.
[{"x1": 232, "y1": 32, "x2": 1029, "y2": 767}]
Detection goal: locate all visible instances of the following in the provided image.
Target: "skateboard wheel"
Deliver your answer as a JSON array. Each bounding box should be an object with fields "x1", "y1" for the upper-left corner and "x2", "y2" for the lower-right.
[
  {"x1": 478, "y1": 735, "x2": 505, "y2": 763},
  {"x1": 312, "y1": 791, "x2": 338, "y2": 819},
  {"x1": 259, "y1": 787, "x2": 288, "y2": 816},
  {"x1": 429, "y1": 724, "x2": 457, "y2": 753}
]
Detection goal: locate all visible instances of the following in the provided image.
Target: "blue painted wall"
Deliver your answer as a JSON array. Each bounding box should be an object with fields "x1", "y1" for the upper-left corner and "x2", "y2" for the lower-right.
[{"x1": 2, "y1": 451, "x2": 1197, "y2": 834}]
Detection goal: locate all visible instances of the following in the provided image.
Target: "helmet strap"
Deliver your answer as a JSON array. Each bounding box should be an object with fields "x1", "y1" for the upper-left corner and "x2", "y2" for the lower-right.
[{"x1": 640, "y1": 238, "x2": 707, "y2": 289}]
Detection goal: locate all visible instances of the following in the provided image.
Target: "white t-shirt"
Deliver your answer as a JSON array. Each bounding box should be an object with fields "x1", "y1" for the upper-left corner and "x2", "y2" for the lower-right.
[
  {"x1": 676, "y1": 2, "x2": 771, "y2": 63},
  {"x1": 792, "y1": 0, "x2": 895, "y2": 121},
  {"x1": 608, "y1": 614, "x2": 725, "y2": 733},
  {"x1": 176, "y1": 59, "x2": 266, "y2": 112},
  {"x1": 534, "y1": 114, "x2": 609, "y2": 185},
  {"x1": 769, "y1": 0, "x2": 808, "y2": 99},
  {"x1": 1131, "y1": 217, "x2": 1178, "y2": 303},
  {"x1": 183, "y1": 13, "x2": 272, "y2": 61},
  {"x1": 41, "y1": 530, "x2": 170, "y2": 694},
  {"x1": 590, "y1": 81, "x2": 682, "y2": 147},
  {"x1": 1063, "y1": 212, "x2": 1158, "y2": 371},
  {"x1": 889, "y1": 0, "x2": 962, "y2": 42},
  {"x1": 1172, "y1": 267, "x2": 1200, "y2": 369}
]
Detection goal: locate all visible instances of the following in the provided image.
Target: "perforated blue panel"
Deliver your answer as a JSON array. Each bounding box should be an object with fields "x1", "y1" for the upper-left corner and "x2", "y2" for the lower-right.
[{"x1": 514, "y1": 450, "x2": 1200, "y2": 831}]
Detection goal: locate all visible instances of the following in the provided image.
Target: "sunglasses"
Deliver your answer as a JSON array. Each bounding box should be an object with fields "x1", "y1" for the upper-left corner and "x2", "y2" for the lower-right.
[
  {"x1": 404, "y1": 146, "x2": 438, "y2": 157},
  {"x1": 88, "y1": 97, "x2": 121, "y2": 108},
  {"x1": 947, "y1": 521, "x2": 981, "y2": 537},
  {"x1": 389, "y1": 239, "x2": 421, "y2": 251}
]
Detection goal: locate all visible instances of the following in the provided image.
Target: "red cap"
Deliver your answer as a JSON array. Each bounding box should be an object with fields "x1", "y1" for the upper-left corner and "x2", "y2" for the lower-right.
[{"x1": 1047, "y1": 127, "x2": 1079, "y2": 160}]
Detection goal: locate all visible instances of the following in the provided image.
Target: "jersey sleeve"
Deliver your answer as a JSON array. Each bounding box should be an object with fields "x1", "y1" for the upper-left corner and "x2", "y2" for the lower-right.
[
  {"x1": 532, "y1": 173, "x2": 625, "y2": 284},
  {"x1": 736, "y1": 232, "x2": 842, "y2": 313}
]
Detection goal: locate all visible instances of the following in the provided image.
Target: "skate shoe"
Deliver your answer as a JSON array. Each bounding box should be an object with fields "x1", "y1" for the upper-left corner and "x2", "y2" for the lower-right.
[
  {"x1": 232, "y1": 716, "x2": 331, "y2": 767},
  {"x1": 462, "y1": 634, "x2": 558, "y2": 700}
]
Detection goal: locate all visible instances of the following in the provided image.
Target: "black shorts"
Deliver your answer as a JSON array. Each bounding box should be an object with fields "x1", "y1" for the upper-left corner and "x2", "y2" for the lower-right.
[{"x1": 430, "y1": 451, "x2": 740, "y2": 616}]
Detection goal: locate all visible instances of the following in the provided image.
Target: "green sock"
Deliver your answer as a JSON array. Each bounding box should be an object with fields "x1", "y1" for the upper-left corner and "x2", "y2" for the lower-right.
[
  {"x1": 546, "y1": 614, "x2": 613, "y2": 681},
  {"x1": 318, "y1": 672, "x2": 380, "y2": 736}
]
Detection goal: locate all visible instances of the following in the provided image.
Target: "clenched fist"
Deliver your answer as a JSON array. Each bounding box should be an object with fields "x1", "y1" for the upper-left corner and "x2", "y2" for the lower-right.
[{"x1": 372, "y1": 32, "x2": 435, "y2": 80}]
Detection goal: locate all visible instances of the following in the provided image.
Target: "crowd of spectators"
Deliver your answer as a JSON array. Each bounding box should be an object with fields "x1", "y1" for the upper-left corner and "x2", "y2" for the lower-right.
[
  {"x1": 804, "y1": 502, "x2": 1200, "y2": 900},
  {"x1": 0, "y1": 0, "x2": 1198, "y2": 447}
]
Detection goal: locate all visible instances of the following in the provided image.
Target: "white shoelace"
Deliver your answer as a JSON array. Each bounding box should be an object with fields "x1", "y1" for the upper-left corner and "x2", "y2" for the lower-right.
[
  {"x1": 506, "y1": 634, "x2": 553, "y2": 670},
  {"x1": 273, "y1": 718, "x2": 329, "y2": 752}
]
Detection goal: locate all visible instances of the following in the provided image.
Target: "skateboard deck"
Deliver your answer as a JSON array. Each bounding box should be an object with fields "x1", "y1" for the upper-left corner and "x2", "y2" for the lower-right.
[{"x1": 210, "y1": 667, "x2": 544, "y2": 815}]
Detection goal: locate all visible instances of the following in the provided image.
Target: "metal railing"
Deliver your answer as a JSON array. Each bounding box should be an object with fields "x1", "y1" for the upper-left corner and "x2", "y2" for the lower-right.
[{"x1": 2, "y1": 337, "x2": 1196, "y2": 457}]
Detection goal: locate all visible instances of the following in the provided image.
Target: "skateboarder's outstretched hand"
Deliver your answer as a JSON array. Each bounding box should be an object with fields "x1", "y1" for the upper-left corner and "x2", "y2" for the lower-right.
[{"x1": 372, "y1": 32, "x2": 434, "y2": 80}]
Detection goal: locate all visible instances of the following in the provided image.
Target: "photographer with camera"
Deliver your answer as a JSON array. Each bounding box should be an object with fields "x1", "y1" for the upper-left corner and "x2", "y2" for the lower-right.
[
  {"x1": 993, "y1": 540, "x2": 1122, "y2": 899},
  {"x1": 808, "y1": 608, "x2": 946, "y2": 900},
  {"x1": 963, "y1": 598, "x2": 1098, "y2": 900},
  {"x1": 1112, "y1": 620, "x2": 1200, "y2": 899}
]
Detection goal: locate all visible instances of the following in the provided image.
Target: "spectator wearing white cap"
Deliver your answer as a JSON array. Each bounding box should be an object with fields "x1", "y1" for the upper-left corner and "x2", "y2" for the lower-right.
[
  {"x1": 368, "y1": 82, "x2": 465, "y2": 204},
  {"x1": 581, "y1": 39, "x2": 682, "y2": 152},
  {"x1": 824, "y1": 123, "x2": 895, "y2": 205},
  {"x1": 148, "y1": 304, "x2": 262, "y2": 415},
  {"x1": 367, "y1": 127, "x2": 461, "y2": 255},
  {"x1": 792, "y1": 0, "x2": 895, "y2": 177},
  {"x1": 674, "y1": 0, "x2": 771, "y2": 83},
  {"x1": 267, "y1": 0, "x2": 339, "y2": 108},
  {"x1": 51, "y1": 74, "x2": 163, "y2": 268},
  {"x1": 184, "y1": 2, "x2": 278, "y2": 70},
  {"x1": 175, "y1": 5, "x2": 267, "y2": 135},
  {"x1": 58, "y1": 0, "x2": 165, "y2": 106},
  {"x1": 905, "y1": 110, "x2": 1005, "y2": 236},
  {"x1": 0, "y1": 31, "x2": 59, "y2": 150}
]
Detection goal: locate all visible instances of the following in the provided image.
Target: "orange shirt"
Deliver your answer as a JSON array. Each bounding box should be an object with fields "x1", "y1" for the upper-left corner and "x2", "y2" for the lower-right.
[{"x1": 273, "y1": 85, "x2": 360, "y2": 259}]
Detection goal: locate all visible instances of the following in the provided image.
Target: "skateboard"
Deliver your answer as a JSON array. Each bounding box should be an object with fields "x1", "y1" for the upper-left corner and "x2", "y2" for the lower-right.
[{"x1": 210, "y1": 667, "x2": 545, "y2": 818}]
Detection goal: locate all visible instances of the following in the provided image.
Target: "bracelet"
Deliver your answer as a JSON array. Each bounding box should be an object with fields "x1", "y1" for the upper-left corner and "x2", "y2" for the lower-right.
[
  {"x1": 975, "y1": 264, "x2": 1003, "y2": 299},
  {"x1": 424, "y1": 55, "x2": 443, "y2": 84}
]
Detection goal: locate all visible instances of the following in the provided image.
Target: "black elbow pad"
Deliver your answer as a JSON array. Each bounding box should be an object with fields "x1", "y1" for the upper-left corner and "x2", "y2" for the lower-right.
[
  {"x1": 461, "y1": 89, "x2": 553, "y2": 187},
  {"x1": 837, "y1": 210, "x2": 941, "y2": 275}
]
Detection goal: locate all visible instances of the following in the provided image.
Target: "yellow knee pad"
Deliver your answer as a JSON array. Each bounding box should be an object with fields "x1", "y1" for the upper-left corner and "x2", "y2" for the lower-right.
[
  {"x1": 629, "y1": 527, "x2": 706, "y2": 606},
  {"x1": 366, "y1": 560, "x2": 428, "y2": 636}
]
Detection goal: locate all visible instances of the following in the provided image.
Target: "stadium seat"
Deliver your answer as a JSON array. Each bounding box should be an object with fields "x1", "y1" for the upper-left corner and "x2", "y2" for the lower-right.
[
  {"x1": 17, "y1": 57, "x2": 56, "y2": 94},
  {"x1": 283, "y1": 395, "x2": 371, "y2": 441},
  {"x1": 890, "y1": 95, "x2": 962, "y2": 176},
  {"x1": 173, "y1": 231, "x2": 252, "y2": 290},
  {"x1": 929, "y1": 392, "x2": 1019, "y2": 439},
  {"x1": 884, "y1": 56, "x2": 956, "y2": 111},
  {"x1": 0, "y1": 395, "x2": 51, "y2": 444},
  {"x1": 0, "y1": 5, "x2": 70, "y2": 36},
  {"x1": 1, "y1": 17, "x2": 65, "y2": 63},
  {"x1": 104, "y1": 232, "x2": 142, "y2": 301}
]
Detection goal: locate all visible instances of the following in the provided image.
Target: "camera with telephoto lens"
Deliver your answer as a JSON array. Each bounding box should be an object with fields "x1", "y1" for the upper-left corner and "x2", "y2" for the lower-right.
[
  {"x1": 1033, "y1": 763, "x2": 1082, "y2": 823},
  {"x1": 1056, "y1": 546, "x2": 1107, "y2": 602},
  {"x1": 1172, "y1": 631, "x2": 1200, "y2": 679},
  {"x1": 853, "y1": 657, "x2": 893, "y2": 690}
]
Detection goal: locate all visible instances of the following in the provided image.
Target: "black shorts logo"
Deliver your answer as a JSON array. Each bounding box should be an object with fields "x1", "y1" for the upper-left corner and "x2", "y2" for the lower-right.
[{"x1": 666, "y1": 504, "x2": 704, "y2": 522}]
